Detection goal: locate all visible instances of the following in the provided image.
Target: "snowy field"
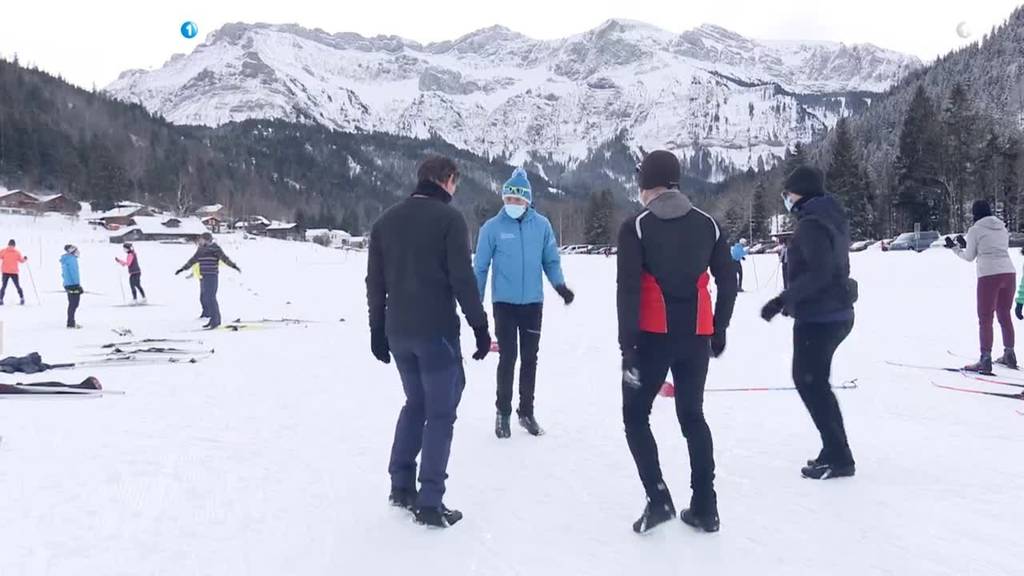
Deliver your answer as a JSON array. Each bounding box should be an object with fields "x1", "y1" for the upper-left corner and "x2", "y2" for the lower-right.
[{"x1": 0, "y1": 212, "x2": 1021, "y2": 576}]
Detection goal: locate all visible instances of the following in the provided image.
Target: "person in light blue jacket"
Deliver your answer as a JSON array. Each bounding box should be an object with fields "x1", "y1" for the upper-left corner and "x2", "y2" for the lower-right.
[
  {"x1": 475, "y1": 167, "x2": 575, "y2": 439},
  {"x1": 730, "y1": 238, "x2": 748, "y2": 292},
  {"x1": 60, "y1": 244, "x2": 83, "y2": 328}
]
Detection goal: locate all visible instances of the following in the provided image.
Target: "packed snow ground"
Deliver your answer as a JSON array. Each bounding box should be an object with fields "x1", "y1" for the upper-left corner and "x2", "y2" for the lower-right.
[{"x1": 0, "y1": 213, "x2": 1020, "y2": 575}]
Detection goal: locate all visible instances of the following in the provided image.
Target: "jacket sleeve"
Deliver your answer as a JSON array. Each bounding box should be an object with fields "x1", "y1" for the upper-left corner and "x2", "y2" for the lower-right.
[
  {"x1": 617, "y1": 218, "x2": 642, "y2": 356},
  {"x1": 541, "y1": 220, "x2": 566, "y2": 287},
  {"x1": 780, "y1": 219, "x2": 834, "y2": 309},
  {"x1": 473, "y1": 222, "x2": 494, "y2": 302},
  {"x1": 447, "y1": 214, "x2": 489, "y2": 332},
  {"x1": 366, "y1": 224, "x2": 386, "y2": 333},
  {"x1": 955, "y1": 226, "x2": 979, "y2": 262},
  {"x1": 1017, "y1": 270, "x2": 1024, "y2": 305},
  {"x1": 709, "y1": 230, "x2": 738, "y2": 332},
  {"x1": 181, "y1": 249, "x2": 200, "y2": 271},
  {"x1": 216, "y1": 246, "x2": 240, "y2": 270}
]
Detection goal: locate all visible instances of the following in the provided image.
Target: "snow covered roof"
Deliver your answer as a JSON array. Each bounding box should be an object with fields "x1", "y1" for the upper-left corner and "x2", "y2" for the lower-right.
[
  {"x1": 99, "y1": 206, "x2": 148, "y2": 219},
  {"x1": 194, "y1": 204, "x2": 224, "y2": 215},
  {"x1": 33, "y1": 193, "x2": 64, "y2": 203},
  {"x1": 266, "y1": 222, "x2": 298, "y2": 231},
  {"x1": 0, "y1": 189, "x2": 24, "y2": 199},
  {"x1": 123, "y1": 216, "x2": 209, "y2": 236},
  {"x1": 305, "y1": 228, "x2": 352, "y2": 239}
]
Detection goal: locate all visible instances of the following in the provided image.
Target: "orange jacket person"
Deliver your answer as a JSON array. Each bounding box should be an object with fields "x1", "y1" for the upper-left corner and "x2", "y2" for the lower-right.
[{"x1": 0, "y1": 239, "x2": 28, "y2": 305}]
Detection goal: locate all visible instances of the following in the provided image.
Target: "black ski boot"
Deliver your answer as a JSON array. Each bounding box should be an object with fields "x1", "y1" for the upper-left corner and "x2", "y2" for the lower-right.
[
  {"x1": 680, "y1": 508, "x2": 720, "y2": 533},
  {"x1": 801, "y1": 461, "x2": 856, "y2": 480},
  {"x1": 203, "y1": 321, "x2": 221, "y2": 331},
  {"x1": 995, "y1": 349, "x2": 1018, "y2": 370},
  {"x1": 388, "y1": 487, "x2": 417, "y2": 510},
  {"x1": 517, "y1": 413, "x2": 545, "y2": 436},
  {"x1": 963, "y1": 353, "x2": 993, "y2": 375},
  {"x1": 495, "y1": 413, "x2": 511, "y2": 439},
  {"x1": 414, "y1": 505, "x2": 463, "y2": 528},
  {"x1": 632, "y1": 485, "x2": 675, "y2": 534}
]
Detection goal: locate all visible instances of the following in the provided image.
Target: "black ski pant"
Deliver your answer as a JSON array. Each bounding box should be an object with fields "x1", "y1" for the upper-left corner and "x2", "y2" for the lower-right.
[
  {"x1": 735, "y1": 260, "x2": 744, "y2": 291},
  {"x1": 1, "y1": 273, "x2": 23, "y2": 302},
  {"x1": 66, "y1": 289, "x2": 81, "y2": 327},
  {"x1": 388, "y1": 335, "x2": 465, "y2": 509},
  {"x1": 793, "y1": 319, "x2": 855, "y2": 466},
  {"x1": 493, "y1": 302, "x2": 543, "y2": 417},
  {"x1": 623, "y1": 332, "x2": 716, "y2": 512},
  {"x1": 129, "y1": 272, "x2": 145, "y2": 300},
  {"x1": 200, "y1": 275, "x2": 220, "y2": 325}
]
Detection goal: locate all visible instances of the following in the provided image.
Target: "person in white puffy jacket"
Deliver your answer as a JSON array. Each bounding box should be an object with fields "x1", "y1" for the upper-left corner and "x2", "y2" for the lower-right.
[{"x1": 948, "y1": 199, "x2": 1017, "y2": 373}]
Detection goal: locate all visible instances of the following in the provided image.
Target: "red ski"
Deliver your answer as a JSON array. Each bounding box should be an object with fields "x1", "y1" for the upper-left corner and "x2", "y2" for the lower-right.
[{"x1": 932, "y1": 382, "x2": 1024, "y2": 400}]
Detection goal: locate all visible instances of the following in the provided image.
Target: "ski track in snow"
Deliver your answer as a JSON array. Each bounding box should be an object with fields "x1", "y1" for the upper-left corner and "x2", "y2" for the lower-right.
[{"x1": 0, "y1": 214, "x2": 1020, "y2": 575}]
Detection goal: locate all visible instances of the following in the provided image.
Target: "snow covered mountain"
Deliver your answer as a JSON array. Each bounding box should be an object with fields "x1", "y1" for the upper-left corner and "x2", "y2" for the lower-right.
[{"x1": 106, "y1": 20, "x2": 921, "y2": 181}]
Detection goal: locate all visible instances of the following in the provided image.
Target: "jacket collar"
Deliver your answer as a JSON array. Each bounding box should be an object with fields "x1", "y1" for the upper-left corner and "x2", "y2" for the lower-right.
[{"x1": 412, "y1": 179, "x2": 453, "y2": 204}]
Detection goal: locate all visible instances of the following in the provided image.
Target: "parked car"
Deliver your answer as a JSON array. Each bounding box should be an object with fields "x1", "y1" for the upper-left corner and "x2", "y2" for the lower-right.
[
  {"x1": 560, "y1": 245, "x2": 590, "y2": 255},
  {"x1": 1009, "y1": 233, "x2": 1024, "y2": 248},
  {"x1": 850, "y1": 240, "x2": 877, "y2": 252},
  {"x1": 887, "y1": 231, "x2": 941, "y2": 252}
]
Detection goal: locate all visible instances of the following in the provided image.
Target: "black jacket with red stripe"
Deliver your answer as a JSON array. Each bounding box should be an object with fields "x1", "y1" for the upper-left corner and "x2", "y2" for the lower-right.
[{"x1": 617, "y1": 190, "x2": 738, "y2": 358}]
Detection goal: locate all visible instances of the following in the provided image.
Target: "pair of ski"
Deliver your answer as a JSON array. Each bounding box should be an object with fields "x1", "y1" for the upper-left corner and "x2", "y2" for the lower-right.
[
  {"x1": 885, "y1": 360, "x2": 1024, "y2": 402},
  {"x1": 79, "y1": 338, "x2": 213, "y2": 364},
  {"x1": 0, "y1": 378, "x2": 123, "y2": 398}
]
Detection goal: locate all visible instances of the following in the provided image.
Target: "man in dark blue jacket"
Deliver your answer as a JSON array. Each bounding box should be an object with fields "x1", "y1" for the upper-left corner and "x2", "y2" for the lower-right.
[
  {"x1": 761, "y1": 166, "x2": 858, "y2": 480},
  {"x1": 367, "y1": 155, "x2": 492, "y2": 528},
  {"x1": 474, "y1": 168, "x2": 574, "y2": 439}
]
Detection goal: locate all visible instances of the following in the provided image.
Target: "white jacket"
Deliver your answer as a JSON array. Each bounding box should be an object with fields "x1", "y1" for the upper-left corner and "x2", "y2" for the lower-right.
[{"x1": 955, "y1": 216, "x2": 1016, "y2": 278}]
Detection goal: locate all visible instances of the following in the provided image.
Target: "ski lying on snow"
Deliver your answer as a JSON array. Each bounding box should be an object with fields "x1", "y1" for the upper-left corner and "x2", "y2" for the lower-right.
[
  {"x1": 660, "y1": 379, "x2": 857, "y2": 396},
  {"x1": 52, "y1": 354, "x2": 211, "y2": 370},
  {"x1": 932, "y1": 382, "x2": 1023, "y2": 400},
  {"x1": 3, "y1": 385, "x2": 125, "y2": 395},
  {"x1": 82, "y1": 338, "x2": 203, "y2": 349},
  {"x1": 85, "y1": 347, "x2": 214, "y2": 357}
]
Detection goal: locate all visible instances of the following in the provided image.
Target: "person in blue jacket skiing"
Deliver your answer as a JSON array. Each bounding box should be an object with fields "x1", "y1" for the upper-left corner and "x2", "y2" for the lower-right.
[
  {"x1": 475, "y1": 167, "x2": 575, "y2": 439},
  {"x1": 730, "y1": 239, "x2": 748, "y2": 292}
]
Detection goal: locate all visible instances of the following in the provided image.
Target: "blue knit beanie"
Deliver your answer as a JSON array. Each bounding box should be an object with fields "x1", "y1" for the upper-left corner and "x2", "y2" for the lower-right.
[{"x1": 502, "y1": 167, "x2": 532, "y2": 204}]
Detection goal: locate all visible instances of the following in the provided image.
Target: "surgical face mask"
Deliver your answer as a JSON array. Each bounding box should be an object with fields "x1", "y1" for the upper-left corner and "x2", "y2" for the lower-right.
[
  {"x1": 504, "y1": 204, "x2": 527, "y2": 220},
  {"x1": 782, "y1": 193, "x2": 795, "y2": 213}
]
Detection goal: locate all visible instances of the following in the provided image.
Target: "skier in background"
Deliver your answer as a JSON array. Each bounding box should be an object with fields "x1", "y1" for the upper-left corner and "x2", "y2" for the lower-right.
[
  {"x1": 115, "y1": 243, "x2": 146, "y2": 303},
  {"x1": 761, "y1": 166, "x2": 858, "y2": 480},
  {"x1": 61, "y1": 245, "x2": 83, "y2": 329},
  {"x1": 0, "y1": 239, "x2": 27, "y2": 305},
  {"x1": 945, "y1": 199, "x2": 1017, "y2": 372},
  {"x1": 474, "y1": 167, "x2": 575, "y2": 439},
  {"x1": 174, "y1": 232, "x2": 240, "y2": 330},
  {"x1": 730, "y1": 238, "x2": 748, "y2": 292},
  {"x1": 617, "y1": 150, "x2": 737, "y2": 534},
  {"x1": 367, "y1": 155, "x2": 491, "y2": 529}
]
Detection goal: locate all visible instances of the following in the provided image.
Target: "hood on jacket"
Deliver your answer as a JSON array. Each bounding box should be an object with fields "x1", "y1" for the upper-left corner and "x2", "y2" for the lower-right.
[
  {"x1": 974, "y1": 215, "x2": 1007, "y2": 232},
  {"x1": 645, "y1": 190, "x2": 692, "y2": 220}
]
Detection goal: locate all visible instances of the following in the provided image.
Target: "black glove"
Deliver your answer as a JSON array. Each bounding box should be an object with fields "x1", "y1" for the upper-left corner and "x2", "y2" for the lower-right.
[
  {"x1": 621, "y1": 347, "x2": 641, "y2": 389},
  {"x1": 472, "y1": 326, "x2": 491, "y2": 360},
  {"x1": 956, "y1": 235, "x2": 967, "y2": 249},
  {"x1": 761, "y1": 297, "x2": 785, "y2": 322},
  {"x1": 234, "y1": 265, "x2": 242, "y2": 273},
  {"x1": 370, "y1": 330, "x2": 391, "y2": 364},
  {"x1": 175, "y1": 268, "x2": 185, "y2": 275},
  {"x1": 944, "y1": 237, "x2": 956, "y2": 249},
  {"x1": 1016, "y1": 302, "x2": 1023, "y2": 321},
  {"x1": 554, "y1": 284, "x2": 575, "y2": 305},
  {"x1": 710, "y1": 330, "x2": 726, "y2": 358}
]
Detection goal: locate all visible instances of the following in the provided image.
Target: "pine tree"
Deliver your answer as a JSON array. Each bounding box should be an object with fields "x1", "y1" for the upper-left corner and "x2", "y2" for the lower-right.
[
  {"x1": 750, "y1": 178, "x2": 769, "y2": 242},
  {"x1": 895, "y1": 85, "x2": 946, "y2": 232},
  {"x1": 784, "y1": 142, "x2": 808, "y2": 176},
  {"x1": 1001, "y1": 135, "x2": 1021, "y2": 232},
  {"x1": 827, "y1": 118, "x2": 874, "y2": 240},
  {"x1": 943, "y1": 82, "x2": 978, "y2": 231},
  {"x1": 585, "y1": 190, "x2": 615, "y2": 245},
  {"x1": 724, "y1": 205, "x2": 745, "y2": 242}
]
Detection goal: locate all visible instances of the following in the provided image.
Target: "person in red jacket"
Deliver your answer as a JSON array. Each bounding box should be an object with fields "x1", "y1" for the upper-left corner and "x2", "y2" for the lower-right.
[
  {"x1": 115, "y1": 243, "x2": 146, "y2": 303},
  {"x1": 617, "y1": 151, "x2": 738, "y2": 534},
  {"x1": 0, "y1": 239, "x2": 28, "y2": 305}
]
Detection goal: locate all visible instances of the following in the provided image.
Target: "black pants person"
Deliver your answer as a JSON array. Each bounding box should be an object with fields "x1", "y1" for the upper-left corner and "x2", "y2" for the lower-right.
[
  {"x1": 1, "y1": 273, "x2": 23, "y2": 302},
  {"x1": 388, "y1": 336, "x2": 465, "y2": 509},
  {"x1": 129, "y1": 273, "x2": 146, "y2": 300},
  {"x1": 735, "y1": 261, "x2": 744, "y2": 291},
  {"x1": 200, "y1": 275, "x2": 220, "y2": 325},
  {"x1": 793, "y1": 319, "x2": 855, "y2": 466},
  {"x1": 65, "y1": 287, "x2": 81, "y2": 327},
  {"x1": 494, "y1": 302, "x2": 543, "y2": 417},
  {"x1": 624, "y1": 332, "x2": 716, "y2": 513}
]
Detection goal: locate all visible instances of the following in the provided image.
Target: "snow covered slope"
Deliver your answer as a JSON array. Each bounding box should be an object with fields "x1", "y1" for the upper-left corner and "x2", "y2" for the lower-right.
[
  {"x1": 0, "y1": 212, "x2": 1020, "y2": 575},
  {"x1": 105, "y1": 21, "x2": 921, "y2": 179}
]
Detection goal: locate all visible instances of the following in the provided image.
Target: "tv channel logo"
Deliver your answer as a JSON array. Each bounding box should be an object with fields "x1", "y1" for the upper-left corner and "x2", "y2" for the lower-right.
[{"x1": 181, "y1": 21, "x2": 199, "y2": 40}]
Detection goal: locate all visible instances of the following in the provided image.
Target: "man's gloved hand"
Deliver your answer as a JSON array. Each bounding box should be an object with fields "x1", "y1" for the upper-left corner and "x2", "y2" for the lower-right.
[
  {"x1": 956, "y1": 235, "x2": 967, "y2": 249},
  {"x1": 174, "y1": 268, "x2": 185, "y2": 276},
  {"x1": 710, "y1": 330, "x2": 727, "y2": 358},
  {"x1": 944, "y1": 236, "x2": 956, "y2": 249},
  {"x1": 370, "y1": 330, "x2": 391, "y2": 364},
  {"x1": 472, "y1": 326, "x2": 492, "y2": 360},
  {"x1": 554, "y1": 284, "x2": 575, "y2": 305},
  {"x1": 1016, "y1": 302, "x2": 1023, "y2": 321},
  {"x1": 761, "y1": 297, "x2": 785, "y2": 322}
]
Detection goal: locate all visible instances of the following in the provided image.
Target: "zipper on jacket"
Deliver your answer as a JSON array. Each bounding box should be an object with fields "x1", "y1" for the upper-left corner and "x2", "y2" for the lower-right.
[{"x1": 519, "y1": 219, "x2": 526, "y2": 304}]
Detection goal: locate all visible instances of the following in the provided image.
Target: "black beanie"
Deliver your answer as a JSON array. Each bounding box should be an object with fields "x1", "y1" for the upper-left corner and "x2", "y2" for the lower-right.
[
  {"x1": 784, "y1": 165, "x2": 826, "y2": 198},
  {"x1": 972, "y1": 199, "x2": 992, "y2": 222},
  {"x1": 638, "y1": 150, "x2": 681, "y2": 191}
]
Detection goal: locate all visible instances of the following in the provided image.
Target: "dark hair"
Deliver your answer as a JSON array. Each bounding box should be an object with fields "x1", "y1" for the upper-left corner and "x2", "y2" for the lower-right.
[
  {"x1": 201, "y1": 232, "x2": 213, "y2": 241},
  {"x1": 417, "y1": 156, "x2": 460, "y2": 186},
  {"x1": 7, "y1": 239, "x2": 14, "y2": 246}
]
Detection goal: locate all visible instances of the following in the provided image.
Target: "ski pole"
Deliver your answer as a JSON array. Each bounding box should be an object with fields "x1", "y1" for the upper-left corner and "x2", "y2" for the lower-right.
[
  {"x1": 25, "y1": 263, "x2": 41, "y2": 305},
  {"x1": 118, "y1": 269, "x2": 126, "y2": 304},
  {"x1": 751, "y1": 256, "x2": 760, "y2": 290}
]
